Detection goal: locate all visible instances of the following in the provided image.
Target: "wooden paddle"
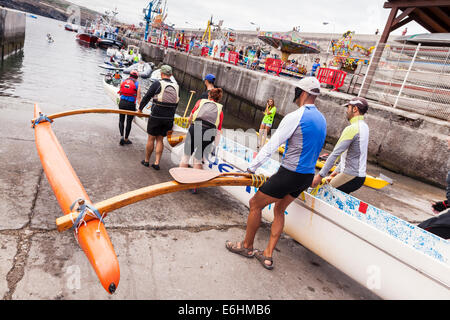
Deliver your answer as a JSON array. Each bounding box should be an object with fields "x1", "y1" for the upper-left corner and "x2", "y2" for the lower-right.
[
  {"x1": 31, "y1": 109, "x2": 190, "y2": 129},
  {"x1": 31, "y1": 108, "x2": 150, "y2": 126},
  {"x1": 167, "y1": 131, "x2": 187, "y2": 147},
  {"x1": 55, "y1": 170, "x2": 267, "y2": 232},
  {"x1": 169, "y1": 167, "x2": 251, "y2": 183}
]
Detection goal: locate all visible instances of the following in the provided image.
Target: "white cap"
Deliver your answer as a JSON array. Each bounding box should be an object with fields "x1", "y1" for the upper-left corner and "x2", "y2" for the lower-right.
[{"x1": 297, "y1": 76, "x2": 321, "y2": 96}]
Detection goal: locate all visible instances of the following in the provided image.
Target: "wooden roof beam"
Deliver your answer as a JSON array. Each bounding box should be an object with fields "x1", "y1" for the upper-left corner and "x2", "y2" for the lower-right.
[
  {"x1": 391, "y1": 7, "x2": 416, "y2": 28},
  {"x1": 384, "y1": 1, "x2": 450, "y2": 8},
  {"x1": 391, "y1": 16, "x2": 414, "y2": 31},
  {"x1": 429, "y1": 6, "x2": 450, "y2": 28},
  {"x1": 414, "y1": 8, "x2": 448, "y2": 32}
]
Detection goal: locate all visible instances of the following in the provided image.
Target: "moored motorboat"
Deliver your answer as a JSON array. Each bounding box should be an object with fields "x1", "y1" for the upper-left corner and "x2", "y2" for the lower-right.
[
  {"x1": 65, "y1": 23, "x2": 78, "y2": 32},
  {"x1": 123, "y1": 61, "x2": 152, "y2": 78},
  {"x1": 76, "y1": 32, "x2": 99, "y2": 45}
]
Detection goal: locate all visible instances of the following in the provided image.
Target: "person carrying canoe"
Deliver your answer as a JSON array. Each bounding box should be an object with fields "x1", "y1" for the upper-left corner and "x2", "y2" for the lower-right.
[
  {"x1": 117, "y1": 70, "x2": 141, "y2": 146},
  {"x1": 138, "y1": 65, "x2": 179, "y2": 170},
  {"x1": 257, "y1": 98, "x2": 276, "y2": 149},
  {"x1": 417, "y1": 137, "x2": 450, "y2": 239},
  {"x1": 179, "y1": 88, "x2": 224, "y2": 194},
  {"x1": 311, "y1": 97, "x2": 369, "y2": 194},
  {"x1": 226, "y1": 77, "x2": 327, "y2": 270}
]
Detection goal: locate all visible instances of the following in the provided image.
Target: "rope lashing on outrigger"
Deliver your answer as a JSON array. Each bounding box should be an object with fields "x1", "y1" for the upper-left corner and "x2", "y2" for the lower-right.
[
  {"x1": 250, "y1": 173, "x2": 268, "y2": 188},
  {"x1": 69, "y1": 198, "x2": 105, "y2": 234},
  {"x1": 309, "y1": 177, "x2": 328, "y2": 196},
  {"x1": 31, "y1": 112, "x2": 53, "y2": 128}
]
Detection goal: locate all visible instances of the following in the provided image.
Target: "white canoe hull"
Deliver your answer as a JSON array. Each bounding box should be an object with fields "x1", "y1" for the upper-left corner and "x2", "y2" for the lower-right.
[{"x1": 164, "y1": 124, "x2": 450, "y2": 300}]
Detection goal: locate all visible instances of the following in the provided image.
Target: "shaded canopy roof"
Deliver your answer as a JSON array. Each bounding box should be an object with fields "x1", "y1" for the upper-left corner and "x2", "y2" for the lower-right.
[
  {"x1": 257, "y1": 30, "x2": 320, "y2": 54},
  {"x1": 385, "y1": 0, "x2": 450, "y2": 33}
]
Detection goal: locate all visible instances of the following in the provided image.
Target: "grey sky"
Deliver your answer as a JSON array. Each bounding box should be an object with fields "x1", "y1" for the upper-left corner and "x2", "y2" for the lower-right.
[{"x1": 69, "y1": 0, "x2": 428, "y2": 35}]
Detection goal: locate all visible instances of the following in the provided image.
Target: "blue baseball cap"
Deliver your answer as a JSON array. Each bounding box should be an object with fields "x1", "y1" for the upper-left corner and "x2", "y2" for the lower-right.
[{"x1": 204, "y1": 74, "x2": 215, "y2": 82}]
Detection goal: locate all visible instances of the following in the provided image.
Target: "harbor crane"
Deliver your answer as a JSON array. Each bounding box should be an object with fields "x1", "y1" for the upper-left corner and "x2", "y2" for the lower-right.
[{"x1": 143, "y1": 0, "x2": 163, "y2": 41}]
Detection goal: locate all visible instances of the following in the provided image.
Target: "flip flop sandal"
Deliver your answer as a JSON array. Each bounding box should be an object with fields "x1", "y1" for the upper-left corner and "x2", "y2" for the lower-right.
[
  {"x1": 225, "y1": 240, "x2": 254, "y2": 258},
  {"x1": 254, "y1": 250, "x2": 274, "y2": 270}
]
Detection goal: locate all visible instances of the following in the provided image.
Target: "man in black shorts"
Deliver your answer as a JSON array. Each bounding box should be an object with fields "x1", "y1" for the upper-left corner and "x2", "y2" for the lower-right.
[
  {"x1": 138, "y1": 65, "x2": 179, "y2": 170},
  {"x1": 225, "y1": 77, "x2": 327, "y2": 270}
]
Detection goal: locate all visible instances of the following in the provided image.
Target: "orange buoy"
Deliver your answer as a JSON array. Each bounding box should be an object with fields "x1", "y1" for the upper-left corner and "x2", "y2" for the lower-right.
[{"x1": 33, "y1": 104, "x2": 120, "y2": 294}]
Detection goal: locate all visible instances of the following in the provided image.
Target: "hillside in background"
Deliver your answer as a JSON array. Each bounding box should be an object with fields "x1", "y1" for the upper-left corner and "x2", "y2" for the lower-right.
[{"x1": 0, "y1": 0, "x2": 102, "y2": 25}]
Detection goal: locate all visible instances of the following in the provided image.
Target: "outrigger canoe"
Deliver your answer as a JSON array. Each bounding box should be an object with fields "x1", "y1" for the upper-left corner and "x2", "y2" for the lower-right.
[
  {"x1": 32, "y1": 104, "x2": 120, "y2": 294},
  {"x1": 162, "y1": 120, "x2": 450, "y2": 299},
  {"x1": 102, "y1": 76, "x2": 450, "y2": 298}
]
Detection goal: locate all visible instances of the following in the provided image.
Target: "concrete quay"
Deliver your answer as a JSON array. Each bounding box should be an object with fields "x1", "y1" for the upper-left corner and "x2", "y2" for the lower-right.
[
  {"x1": 125, "y1": 38, "x2": 449, "y2": 188},
  {"x1": 0, "y1": 7, "x2": 26, "y2": 63}
]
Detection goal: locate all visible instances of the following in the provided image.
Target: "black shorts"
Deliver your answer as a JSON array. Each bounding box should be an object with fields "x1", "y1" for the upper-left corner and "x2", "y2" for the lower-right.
[
  {"x1": 118, "y1": 99, "x2": 136, "y2": 111},
  {"x1": 259, "y1": 166, "x2": 314, "y2": 199},
  {"x1": 336, "y1": 176, "x2": 366, "y2": 194},
  {"x1": 146, "y1": 116, "x2": 173, "y2": 137},
  {"x1": 184, "y1": 121, "x2": 217, "y2": 161}
]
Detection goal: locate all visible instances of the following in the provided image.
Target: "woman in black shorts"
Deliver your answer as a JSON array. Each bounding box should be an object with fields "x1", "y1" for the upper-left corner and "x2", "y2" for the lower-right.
[{"x1": 179, "y1": 88, "x2": 224, "y2": 180}]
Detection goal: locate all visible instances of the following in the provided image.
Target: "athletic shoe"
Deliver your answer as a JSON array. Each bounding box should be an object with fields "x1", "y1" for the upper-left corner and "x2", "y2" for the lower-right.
[
  {"x1": 141, "y1": 160, "x2": 149, "y2": 167},
  {"x1": 124, "y1": 139, "x2": 132, "y2": 145},
  {"x1": 119, "y1": 138, "x2": 125, "y2": 146},
  {"x1": 151, "y1": 164, "x2": 160, "y2": 171}
]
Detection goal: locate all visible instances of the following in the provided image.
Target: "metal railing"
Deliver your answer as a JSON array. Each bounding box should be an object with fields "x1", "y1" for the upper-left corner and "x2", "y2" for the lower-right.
[{"x1": 359, "y1": 42, "x2": 450, "y2": 122}]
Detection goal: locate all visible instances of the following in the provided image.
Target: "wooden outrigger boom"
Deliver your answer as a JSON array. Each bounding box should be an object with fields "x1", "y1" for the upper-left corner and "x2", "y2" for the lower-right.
[{"x1": 56, "y1": 169, "x2": 267, "y2": 232}]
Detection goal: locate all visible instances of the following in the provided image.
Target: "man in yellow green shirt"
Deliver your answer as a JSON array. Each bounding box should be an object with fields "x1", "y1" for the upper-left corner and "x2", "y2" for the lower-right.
[{"x1": 311, "y1": 97, "x2": 369, "y2": 194}]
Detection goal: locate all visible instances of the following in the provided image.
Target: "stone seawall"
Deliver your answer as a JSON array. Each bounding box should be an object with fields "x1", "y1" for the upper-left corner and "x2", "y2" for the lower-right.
[
  {"x1": 0, "y1": 7, "x2": 26, "y2": 62},
  {"x1": 127, "y1": 38, "x2": 450, "y2": 188}
]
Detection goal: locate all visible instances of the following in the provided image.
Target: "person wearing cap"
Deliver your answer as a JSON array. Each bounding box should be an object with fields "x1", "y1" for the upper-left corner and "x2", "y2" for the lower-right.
[
  {"x1": 117, "y1": 70, "x2": 141, "y2": 146},
  {"x1": 200, "y1": 74, "x2": 216, "y2": 99},
  {"x1": 311, "y1": 97, "x2": 370, "y2": 194},
  {"x1": 225, "y1": 77, "x2": 327, "y2": 270},
  {"x1": 138, "y1": 65, "x2": 179, "y2": 170},
  {"x1": 310, "y1": 58, "x2": 321, "y2": 76}
]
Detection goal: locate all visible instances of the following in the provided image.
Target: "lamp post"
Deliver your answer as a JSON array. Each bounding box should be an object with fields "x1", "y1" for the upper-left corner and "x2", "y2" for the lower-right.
[
  {"x1": 250, "y1": 22, "x2": 260, "y2": 32},
  {"x1": 323, "y1": 21, "x2": 335, "y2": 66},
  {"x1": 322, "y1": 22, "x2": 335, "y2": 53}
]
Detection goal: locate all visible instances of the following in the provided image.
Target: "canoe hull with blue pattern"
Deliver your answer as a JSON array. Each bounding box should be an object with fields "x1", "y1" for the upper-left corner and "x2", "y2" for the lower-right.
[{"x1": 164, "y1": 122, "x2": 450, "y2": 299}]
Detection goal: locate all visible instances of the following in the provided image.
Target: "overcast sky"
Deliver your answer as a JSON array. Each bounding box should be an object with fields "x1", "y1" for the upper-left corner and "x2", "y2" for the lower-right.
[{"x1": 69, "y1": 0, "x2": 428, "y2": 35}]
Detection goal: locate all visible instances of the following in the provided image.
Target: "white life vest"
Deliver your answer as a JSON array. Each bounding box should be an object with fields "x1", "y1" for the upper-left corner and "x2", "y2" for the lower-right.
[
  {"x1": 192, "y1": 99, "x2": 223, "y2": 128},
  {"x1": 154, "y1": 80, "x2": 179, "y2": 107}
]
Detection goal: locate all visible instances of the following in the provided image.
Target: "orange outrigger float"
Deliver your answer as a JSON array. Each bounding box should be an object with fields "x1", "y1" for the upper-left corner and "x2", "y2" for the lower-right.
[{"x1": 33, "y1": 104, "x2": 120, "y2": 294}]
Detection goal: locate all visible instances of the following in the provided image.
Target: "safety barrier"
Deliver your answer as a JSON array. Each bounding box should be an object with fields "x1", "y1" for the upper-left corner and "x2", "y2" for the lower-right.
[
  {"x1": 201, "y1": 46, "x2": 209, "y2": 57},
  {"x1": 228, "y1": 51, "x2": 239, "y2": 65},
  {"x1": 317, "y1": 68, "x2": 347, "y2": 91},
  {"x1": 264, "y1": 58, "x2": 283, "y2": 76}
]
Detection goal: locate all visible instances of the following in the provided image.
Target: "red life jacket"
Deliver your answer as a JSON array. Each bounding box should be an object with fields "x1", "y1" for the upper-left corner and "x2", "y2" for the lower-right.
[{"x1": 118, "y1": 78, "x2": 137, "y2": 97}]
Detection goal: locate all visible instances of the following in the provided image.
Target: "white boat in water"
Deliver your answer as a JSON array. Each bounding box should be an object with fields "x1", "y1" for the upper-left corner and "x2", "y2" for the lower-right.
[
  {"x1": 149, "y1": 68, "x2": 178, "y2": 84},
  {"x1": 104, "y1": 81, "x2": 450, "y2": 299},
  {"x1": 123, "y1": 61, "x2": 153, "y2": 78}
]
